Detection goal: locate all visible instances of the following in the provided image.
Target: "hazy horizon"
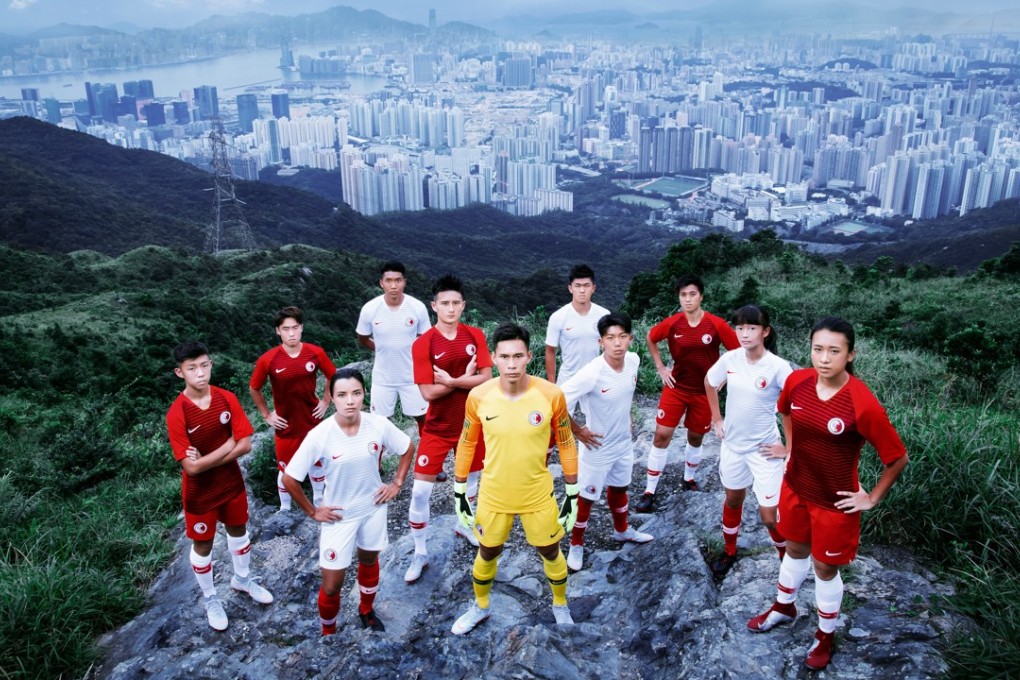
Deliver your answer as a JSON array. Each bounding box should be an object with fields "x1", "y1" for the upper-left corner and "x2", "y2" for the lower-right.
[{"x1": 3, "y1": 0, "x2": 1019, "y2": 34}]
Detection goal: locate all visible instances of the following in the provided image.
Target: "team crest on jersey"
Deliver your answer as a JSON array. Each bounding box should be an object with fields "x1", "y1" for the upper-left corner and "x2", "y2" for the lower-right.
[
  {"x1": 324, "y1": 549, "x2": 338, "y2": 563},
  {"x1": 755, "y1": 376, "x2": 768, "y2": 390},
  {"x1": 417, "y1": 454, "x2": 429, "y2": 467},
  {"x1": 701, "y1": 334, "x2": 713, "y2": 344},
  {"x1": 465, "y1": 344, "x2": 477, "y2": 356},
  {"x1": 368, "y1": 441, "x2": 381, "y2": 454},
  {"x1": 305, "y1": 361, "x2": 316, "y2": 372},
  {"x1": 405, "y1": 317, "x2": 415, "y2": 327},
  {"x1": 528, "y1": 411, "x2": 544, "y2": 426},
  {"x1": 585, "y1": 484, "x2": 597, "y2": 496},
  {"x1": 219, "y1": 411, "x2": 231, "y2": 424},
  {"x1": 827, "y1": 418, "x2": 846, "y2": 435},
  {"x1": 474, "y1": 523, "x2": 484, "y2": 537},
  {"x1": 657, "y1": 408, "x2": 665, "y2": 420},
  {"x1": 193, "y1": 522, "x2": 208, "y2": 535}
]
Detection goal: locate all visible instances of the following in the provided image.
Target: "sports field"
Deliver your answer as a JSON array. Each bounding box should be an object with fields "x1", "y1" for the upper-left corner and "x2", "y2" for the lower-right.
[
  {"x1": 635, "y1": 176, "x2": 707, "y2": 197},
  {"x1": 613, "y1": 194, "x2": 671, "y2": 209}
]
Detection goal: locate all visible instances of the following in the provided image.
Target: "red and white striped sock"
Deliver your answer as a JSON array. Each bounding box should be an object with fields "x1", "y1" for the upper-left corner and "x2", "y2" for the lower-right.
[
  {"x1": 606, "y1": 487, "x2": 630, "y2": 533},
  {"x1": 190, "y1": 547, "x2": 215, "y2": 598},
  {"x1": 318, "y1": 587, "x2": 340, "y2": 635},
  {"x1": 645, "y1": 446, "x2": 668, "y2": 494},
  {"x1": 571, "y1": 497, "x2": 594, "y2": 546},
  {"x1": 408, "y1": 479, "x2": 434, "y2": 555},
  {"x1": 226, "y1": 533, "x2": 251, "y2": 580},
  {"x1": 815, "y1": 571, "x2": 843, "y2": 634},
  {"x1": 767, "y1": 526, "x2": 787, "y2": 559},
  {"x1": 358, "y1": 561, "x2": 380, "y2": 615},
  {"x1": 776, "y1": 554, "x2": 811, "y2": 604}
]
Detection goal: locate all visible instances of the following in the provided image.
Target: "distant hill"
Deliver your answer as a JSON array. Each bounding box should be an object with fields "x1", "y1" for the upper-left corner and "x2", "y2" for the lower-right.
[
  {"x1": 837, "y1": 199, "x2": 1020, "y2": 271},
  {"x1": 0, "y1": 117, "x2": 672, "y2": 305}
]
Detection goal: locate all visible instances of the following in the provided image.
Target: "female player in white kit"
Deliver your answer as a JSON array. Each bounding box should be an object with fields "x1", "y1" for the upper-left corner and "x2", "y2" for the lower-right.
[
  {"x1": 704, "y1": 305, "x2": 792, "y2": 577},
  {"x1": 283, "y1": 367, "x2": 414, "y2": 635}
]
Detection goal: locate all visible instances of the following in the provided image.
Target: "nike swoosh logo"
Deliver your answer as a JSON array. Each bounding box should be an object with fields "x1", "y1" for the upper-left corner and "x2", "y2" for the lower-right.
[
  {"x1": 726, "y1": 370, "x2": 736, "y2": 374},
  {"x1": 332, "y1": 454, "x2": 342, "y2": 460},
  {"x1": 673, "y1": 334, "x2": 683, "y2": 339},
  {"x1": 549, "y1": 532, "x2": 558, "y2": 538},
  {"x1": 187, "y1": 426, "x2": 200, "y2": 434},
  {"x1": 765, "y1": 493, "x2": 777, "y2": 500},
  {"x1": 485, "y1": 415, "x2": 499, "y2": 421},
  {"x1": 565, "y1": 327, "x2": 574, "y2": 331},
  {"x1": 790, "y1": 405, "x2": 803, "y2": 410},
  {"x1": 374, "y1": 321, "x2": 382, "y2": 325},
  {"x1": 275, "y1": 368, "x2": 286, "y2": 373},
  {"x1": 434, "y1": 352, "x2": 446, "y2": 359},
  {"x1": 601, "y1": 388, "x2": 610, "y2": 393},
  {"x1": 825, "y1": 550, "x2": 842, "y2": 557}
]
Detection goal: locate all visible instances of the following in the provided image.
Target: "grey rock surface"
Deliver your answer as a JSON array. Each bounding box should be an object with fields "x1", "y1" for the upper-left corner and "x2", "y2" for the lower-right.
[{"x1": 90, "y1": 401, "x2": 963, "y2": 679}]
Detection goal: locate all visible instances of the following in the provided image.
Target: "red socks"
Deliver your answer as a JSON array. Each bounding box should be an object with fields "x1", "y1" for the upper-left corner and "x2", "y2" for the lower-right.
[
  {"x1": 358, "y1": 561, "x2": 380, "y2": 615},
  {"x1": 722, "y1": 503, "x2": 742, "y2": 556},
  {"x1": 318, "y1": 587, "x2": 340, "y2": 636},
  {"x1": 607, "y1": 487, "x2": 630, "y2": 533},
  {"x1": 571, "y1": 497, "x2": 594, "y2": 546}
]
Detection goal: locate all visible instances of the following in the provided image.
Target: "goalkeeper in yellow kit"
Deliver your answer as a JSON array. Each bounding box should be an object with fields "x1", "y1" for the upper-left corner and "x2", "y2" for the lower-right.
[{"x1": 450, "y1": 322, "x2": 580, "y2": 635}]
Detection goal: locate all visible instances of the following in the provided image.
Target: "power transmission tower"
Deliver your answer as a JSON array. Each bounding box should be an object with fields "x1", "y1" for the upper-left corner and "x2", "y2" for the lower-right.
[{"x1": 205, "y1": 120, "x2": 256, "y2": 255}]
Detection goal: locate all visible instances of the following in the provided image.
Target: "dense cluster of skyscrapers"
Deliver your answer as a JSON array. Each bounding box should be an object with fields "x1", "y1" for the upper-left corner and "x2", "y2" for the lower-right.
[{"x1": 10, "y1": 18, "x2": 1020, "y2": 225}]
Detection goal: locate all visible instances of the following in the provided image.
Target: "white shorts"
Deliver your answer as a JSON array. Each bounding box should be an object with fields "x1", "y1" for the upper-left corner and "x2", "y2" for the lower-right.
[
  {"x1": 319, "y1": 504, "x2": 388, "y2": 570},
  {"x1": 718, "y1": 441, "x2": 784, "y2": 507},
  {"x1": 578, "y1": 444, "x2": 634, "y2": 501},
  {"x1": 370, "y1": 382, "x2": 428, "y2": 418}
]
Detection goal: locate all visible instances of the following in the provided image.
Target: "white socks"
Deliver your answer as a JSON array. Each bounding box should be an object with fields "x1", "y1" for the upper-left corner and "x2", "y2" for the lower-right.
[
  {"x1": 226, "y1": 532, "x2": 251, "y2": 580},
  {"x1": 277, "y1": 471, "x2": 291, "y2": 510},
  {"x1": 814, "y1": 571, "x2": 843, "y2": 633},
  {"x1": 645, "y1": 446, "x2": 668, "y2": 494},
  {"x1": 776, "y1": 554, "x2": 811, "y2": 604},
  {"x1": 190, "y1": 547, "x2": 215, "y2": 597},
  {"x1": 683, "y1": 443, "x2": 702, "y2": 482},
  {"x1": 409, "y1": 479, "x2": 435, "y2": 555},
  {"x1": 467, "y1": 470, "x2": 480, "y2": 503}
]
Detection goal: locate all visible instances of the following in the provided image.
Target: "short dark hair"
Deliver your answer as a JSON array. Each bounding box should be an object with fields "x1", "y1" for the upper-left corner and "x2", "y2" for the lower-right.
[
  {"x1": 379, "y1": 261, "x2": 406, "y2": 277},
  {"x1": 330, "y1": 366, "x2": 367, "y2": 394},
  {"x1": 598, "y1": 311, "x2": 632, "y2": 336},
  {"x1": 491, "y1": 322, "x2": 530, "y2": 348},
  {"x1": 568, "y1": 264, "x2": 595, "y2": 283},
  {"x1": 810, "y1": 316, "x2": 856, "y2": 375},
  {"x1": 275, "y1": 305, "x2": 303, "y2": 327},
  {"x1": 173, "y1": 340, "x2": 210, "y2": 365},
  {"x1": 432, "y1": 273, "x2": 464, "y2": 299},
  {"x1": 674, "y1": 273, "x2": 704, "y2": 294},
  {"x1": 731, "y1": 304, "x2": 777, "y2": 353}
]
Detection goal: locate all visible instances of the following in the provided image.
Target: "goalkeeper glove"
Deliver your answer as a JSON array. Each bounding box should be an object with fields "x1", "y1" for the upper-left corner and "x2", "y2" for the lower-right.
[
  {"x1": 453, "y1": 481, "x2": 475, "y2": 531},
  {"x1": 558, "y1": 483, "x2": 579, "y2": 532}
]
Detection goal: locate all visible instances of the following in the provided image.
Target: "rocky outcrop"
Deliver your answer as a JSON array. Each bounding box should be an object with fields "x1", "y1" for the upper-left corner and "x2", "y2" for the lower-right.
[{"x1": 91, "y1": 406, "x2": 962, "y2": 679}]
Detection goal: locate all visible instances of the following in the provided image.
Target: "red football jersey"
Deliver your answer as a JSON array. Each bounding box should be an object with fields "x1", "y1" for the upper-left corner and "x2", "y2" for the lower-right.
[
  {"x1": 779, "y1": 368, "x2": 907, "y2": 508},
  {"x1": 648, "y1": 311, "x2": 739, "y2": 393},
  {"x1": 250, "y1": 343, "x2": 336, "y2": 439},
  {"x1": 166, "y1": 386, "x2": 254, "y2": 514},
  {"x1": 412, "y1": 324, "x2": 492, "y2": 438}
]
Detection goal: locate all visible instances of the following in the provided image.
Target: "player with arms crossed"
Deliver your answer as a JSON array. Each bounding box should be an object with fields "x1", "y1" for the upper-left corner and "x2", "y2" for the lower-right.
[
  {"x1": 635, "y1": 274, "x2": 740, "y2": 512},
  {"x1": 166, "y1": 341, "x2": 273, "y2": 631},
  {"x1": 704, "y1": 305, "x2": 792, "y2": 577},
  {"x1": 250, "y1": 306, "x2": 336, "y2": 511},
  {"x1": 356, "y1": 261, "x2": 431, "y2": 431},
  {"x1": 404, "y1": 274, "x2": 493, "y2": 583},
  {"x1": 450, "y1": 323, "x2": 580, "y2": 635},
  {"x1": 561, "y1": 311, "x2": 654, "y2": 572},
  {"x1": 747, "y1": 317, "x2": 909, "y2": 670},
  {"x1": 282, "y1": 368, "x2": 414, "y2": 634}
]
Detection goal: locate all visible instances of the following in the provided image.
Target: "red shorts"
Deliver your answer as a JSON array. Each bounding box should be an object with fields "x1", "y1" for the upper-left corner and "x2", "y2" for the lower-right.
[
  {"x1": 185, "y1": 490, "x2": 249, "y2": 541},
  {"x1": 416, "y1": 430, "x2": 485, "y2": 476},
  {"x1": 275, "y1": 434, "x2": 302, "y2": 469},
  {"x1": 655, "y1": 388, "x2": 711, "y2": 433},
  {"x1": 776, "y1": 479, "x2": 860, "y2": 566}
]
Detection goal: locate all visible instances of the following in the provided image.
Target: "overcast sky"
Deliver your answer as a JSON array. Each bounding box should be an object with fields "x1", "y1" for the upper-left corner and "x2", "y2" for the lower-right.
[{"x1": 3, "y1": 0, "x2": 1018, "y2": 32}]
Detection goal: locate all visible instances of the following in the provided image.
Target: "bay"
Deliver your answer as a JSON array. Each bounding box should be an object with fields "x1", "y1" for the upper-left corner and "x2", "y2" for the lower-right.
[{"x1": 0, "y1": 45, "x2": 389, "y2": 101}]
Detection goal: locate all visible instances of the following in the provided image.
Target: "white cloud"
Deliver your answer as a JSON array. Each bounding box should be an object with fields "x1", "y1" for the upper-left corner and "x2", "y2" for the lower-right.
[{"x1": 8, "y1": 0, "x2": 39, "y2": 10}]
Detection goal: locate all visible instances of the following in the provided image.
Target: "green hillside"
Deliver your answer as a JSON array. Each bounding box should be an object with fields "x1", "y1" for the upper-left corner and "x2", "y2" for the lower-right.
[{"x1": 1, "y1": 232, "x2": 1018, "y2": 678}]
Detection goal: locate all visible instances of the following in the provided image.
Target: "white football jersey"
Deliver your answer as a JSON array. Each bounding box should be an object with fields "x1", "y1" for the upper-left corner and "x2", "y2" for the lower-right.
[
  {"x1": 705, "y1": 349, "x2": 793, "y2": 455},
  {"x1": 545, "y1": 302, "x2": 611, "y2": 384},
  {"x1": 356, "y1": 294, "x2": 430, "y2": 386},
  {"x1": 560, "y1": 351, "x2": 639, "y2": 466}
]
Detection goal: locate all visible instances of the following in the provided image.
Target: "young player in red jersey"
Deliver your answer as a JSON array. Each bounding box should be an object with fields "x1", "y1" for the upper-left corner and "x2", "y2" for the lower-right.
[
  {"x1": 283, "y1": 368, "x2": 414, "y2": 634},
  {"x1": 166, "y1": 341, "x2": 273, "y2": 631},
  {"x1": 635, "y1": 274, "x2": 740, "y2": 512},
  {"x1": 747, "y1": 317, "x2": 909, "y2": 671},
  {"x1": 704, "y1": 305, "x2": 792, "y2": 577},
  {"x1": 404, "y1": 275, "x2": 493, "y2": 582},
  {"x1": 250, "y1": 307, "x2": 337, "y2": 511}
]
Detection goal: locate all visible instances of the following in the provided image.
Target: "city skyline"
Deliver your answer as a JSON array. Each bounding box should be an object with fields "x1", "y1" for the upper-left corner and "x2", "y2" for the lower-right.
[{"x1": 3, "y1": 0, "x2": 1019, "y2": 33}]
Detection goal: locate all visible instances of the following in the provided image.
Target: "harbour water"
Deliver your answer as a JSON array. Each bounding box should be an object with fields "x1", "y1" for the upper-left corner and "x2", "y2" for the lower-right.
[{"x1": 0, "y1": 46, "x2": 389, "y2": 101}]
